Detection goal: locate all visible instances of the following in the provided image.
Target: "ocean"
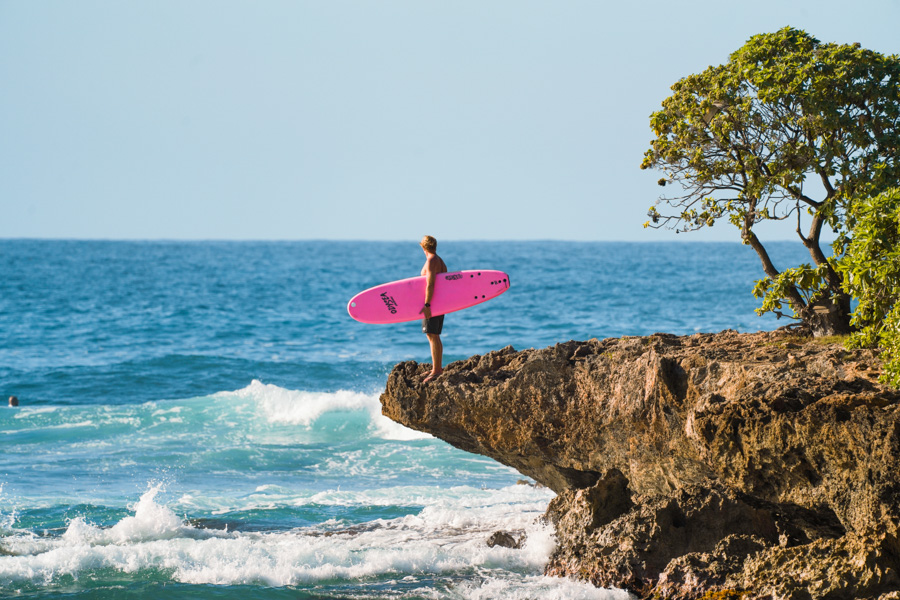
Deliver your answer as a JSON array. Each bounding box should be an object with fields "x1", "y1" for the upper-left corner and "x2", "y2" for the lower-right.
[{"x1": 0, "y1": 240, "x2": 809, "y2": 599}]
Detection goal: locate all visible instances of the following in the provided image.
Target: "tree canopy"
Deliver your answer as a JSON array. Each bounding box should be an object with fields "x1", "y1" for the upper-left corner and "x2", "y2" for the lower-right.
[{"x1": 641, "y1": 27, "x2": 900, "y2": 336}]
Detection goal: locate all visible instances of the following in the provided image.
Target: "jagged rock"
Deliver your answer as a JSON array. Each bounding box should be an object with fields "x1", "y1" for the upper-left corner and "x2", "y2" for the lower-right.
[
  {"x1": 737, "y1": 532, "x2": 900, "y2": 599},
  {"x1": 547, "y1": 468, "x2": 633, "y2": 536},
  {"x1": 655, "y1": 534, "x2": 771, "y2": 600},
  {"x1": 380, "y1": 330, "x2": 900, "y2": 599},
  {"x1": 516, "y1": 479, "x2": 544, "y2": 488},
  {"x1": 486, "y1": 530, "x2": 524, "y2": 549}
]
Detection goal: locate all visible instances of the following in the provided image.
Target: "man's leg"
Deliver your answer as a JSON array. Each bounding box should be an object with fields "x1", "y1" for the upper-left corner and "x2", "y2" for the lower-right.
[{"x1": 424, "y1": 333, "x2": 443, "y2": 382}]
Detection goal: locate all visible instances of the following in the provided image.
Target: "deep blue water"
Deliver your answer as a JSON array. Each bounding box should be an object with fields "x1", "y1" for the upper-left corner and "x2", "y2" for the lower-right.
[{"x1": 0, "y1": 240, "x2": 807, "y2": 599}]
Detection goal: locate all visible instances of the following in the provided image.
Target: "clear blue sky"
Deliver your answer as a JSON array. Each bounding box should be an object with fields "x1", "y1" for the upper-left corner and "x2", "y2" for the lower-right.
[{"x1": 2, "y1": 0, "x2": 898, "y2": 241}]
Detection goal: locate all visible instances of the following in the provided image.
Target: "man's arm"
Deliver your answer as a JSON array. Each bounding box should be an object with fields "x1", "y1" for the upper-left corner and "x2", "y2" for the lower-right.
[{"x1": 421, "y1": 256, "x2": 438, "y2": 318}]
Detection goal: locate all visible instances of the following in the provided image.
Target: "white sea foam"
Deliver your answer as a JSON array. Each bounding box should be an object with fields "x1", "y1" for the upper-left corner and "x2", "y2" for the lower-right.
[
  {"x1": 63, "y1": 485, "x2": 188, "y2": 546},
  {"x1": 449, "y1": 575, "x2": 631, "y2": 600},
  {"x1": 0, "y1": 485, "x2": 18, "y2": 533},
  {"x1": 221, "y1": 380, "x2": 430, "y2": 440},
  {"x1": 169, "y1": 491, "x2": 558, "y2": 586},
  {"x1": 12, "y1": 407, "x2": 57, "y2": 418},
  {"x1": 165, "y1": 482, "x2": 552, "y2": 520},
  {"x1": 0, "y1": 482, "x2": 572, "y2": 593}
]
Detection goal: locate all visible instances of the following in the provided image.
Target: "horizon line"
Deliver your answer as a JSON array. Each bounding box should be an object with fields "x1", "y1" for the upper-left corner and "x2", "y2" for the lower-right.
[{"x1": 0, "y1": 236, "x2": 808, "y2": 244}]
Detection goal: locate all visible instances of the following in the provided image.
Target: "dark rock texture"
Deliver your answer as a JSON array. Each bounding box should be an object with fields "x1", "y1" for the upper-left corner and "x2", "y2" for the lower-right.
[
  {"x1": 486, "y1": 530, "x2": 525, "y2": 549},
  {"x1": 380, "y1": 330, "x2": 900, "y2": 599}
]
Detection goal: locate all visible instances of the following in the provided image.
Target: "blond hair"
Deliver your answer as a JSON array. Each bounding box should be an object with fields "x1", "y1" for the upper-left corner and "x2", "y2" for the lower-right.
[{"x1": 420, "y1": 235, "x2": 437, "y2": 253}]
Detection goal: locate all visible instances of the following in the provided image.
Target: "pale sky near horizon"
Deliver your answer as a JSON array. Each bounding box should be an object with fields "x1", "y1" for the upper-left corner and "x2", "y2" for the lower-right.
[{"x1": 2, "y1": 1, "x2": 899, "y2": 242}]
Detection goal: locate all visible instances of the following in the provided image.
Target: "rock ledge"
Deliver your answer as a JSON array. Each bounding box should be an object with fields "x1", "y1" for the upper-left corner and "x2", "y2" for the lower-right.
[{"x1": 380, "y1": 330, "x2": 900, "y2": 599}]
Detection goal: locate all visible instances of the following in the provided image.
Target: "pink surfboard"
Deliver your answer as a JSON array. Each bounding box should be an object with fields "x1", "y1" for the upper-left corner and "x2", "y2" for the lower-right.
[{"x1": 347, "y1": 270, "x2": 510, "y2": 324}]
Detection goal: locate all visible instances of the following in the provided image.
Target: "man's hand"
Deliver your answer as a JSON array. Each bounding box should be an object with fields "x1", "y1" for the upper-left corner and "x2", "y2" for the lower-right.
[{"x1": 420, "y1": 305, "x2": 432, "y2": 319}]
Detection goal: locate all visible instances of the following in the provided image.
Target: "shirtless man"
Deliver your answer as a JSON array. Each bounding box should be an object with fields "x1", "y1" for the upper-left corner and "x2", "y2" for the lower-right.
[{"x1": 418, "y1": 235, "x2": 447, "y2": 383}]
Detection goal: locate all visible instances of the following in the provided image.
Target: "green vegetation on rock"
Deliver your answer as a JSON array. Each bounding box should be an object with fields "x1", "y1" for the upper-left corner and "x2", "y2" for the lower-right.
[{"x1": 838, "y1": 187, "x2": 900, "y2": 387}]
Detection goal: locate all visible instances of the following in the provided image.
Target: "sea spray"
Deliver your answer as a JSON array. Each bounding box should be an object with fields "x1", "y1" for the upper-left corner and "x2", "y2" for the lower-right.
[{"x1": 62, "y1": 485, "x2": 187, "y2": 546}]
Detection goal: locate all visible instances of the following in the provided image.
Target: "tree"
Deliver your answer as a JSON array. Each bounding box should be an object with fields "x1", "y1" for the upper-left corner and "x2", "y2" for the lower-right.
[
  {"x1": 640, "y1": 27, "x2": 900, "y2": 336},
  {"x1": 837, "y1": 187, "x2": 900, "y2": 386}
]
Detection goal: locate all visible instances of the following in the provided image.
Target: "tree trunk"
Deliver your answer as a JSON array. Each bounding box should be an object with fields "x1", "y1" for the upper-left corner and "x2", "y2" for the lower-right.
[
  {"x1": 744, "y1": 228, "x2": 852, "y2": 337},
  {"x1": 800, "y1": 292, "x2": 853, "y2": 337},
  {"x1": 797, "y1": 212, "x2": 853, "y2": 337}
]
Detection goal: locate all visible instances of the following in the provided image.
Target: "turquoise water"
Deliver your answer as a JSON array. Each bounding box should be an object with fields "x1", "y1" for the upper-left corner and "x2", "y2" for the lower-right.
[{"x1": 0, "y1": 240, "x2": 807, "y2": 598}]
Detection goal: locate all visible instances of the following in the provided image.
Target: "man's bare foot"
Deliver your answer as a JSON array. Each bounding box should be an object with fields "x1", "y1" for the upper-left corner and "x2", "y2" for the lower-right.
[{"x1": 422, "y1": 370, "x2": 443, "y2": 383}]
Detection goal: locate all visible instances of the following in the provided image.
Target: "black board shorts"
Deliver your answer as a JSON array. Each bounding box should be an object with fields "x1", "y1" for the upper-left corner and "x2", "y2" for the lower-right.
[{"x1": 422, "y1": 314, "x2": 444, "y2": 335}]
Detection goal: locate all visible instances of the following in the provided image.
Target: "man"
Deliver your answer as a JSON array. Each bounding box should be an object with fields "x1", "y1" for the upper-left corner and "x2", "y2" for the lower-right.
[{"x1": 418, "y1": 235, "x2": 447, "y2": 383}]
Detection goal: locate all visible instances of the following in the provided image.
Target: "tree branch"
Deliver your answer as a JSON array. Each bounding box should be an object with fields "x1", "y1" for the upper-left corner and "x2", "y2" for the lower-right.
[{"x1": 744, "y1": 226, "x2": 808, "y2": 313}]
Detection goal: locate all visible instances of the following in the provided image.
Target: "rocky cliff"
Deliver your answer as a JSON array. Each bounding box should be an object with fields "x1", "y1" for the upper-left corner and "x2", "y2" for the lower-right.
[{"x1": 380, "y1": 330, "x2": 900, "y2": 599}]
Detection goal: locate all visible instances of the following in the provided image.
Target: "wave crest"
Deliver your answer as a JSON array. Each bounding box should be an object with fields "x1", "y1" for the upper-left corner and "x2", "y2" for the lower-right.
[{"x1": 221, "y1": 380, "x2": 429, "y2": 440}]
